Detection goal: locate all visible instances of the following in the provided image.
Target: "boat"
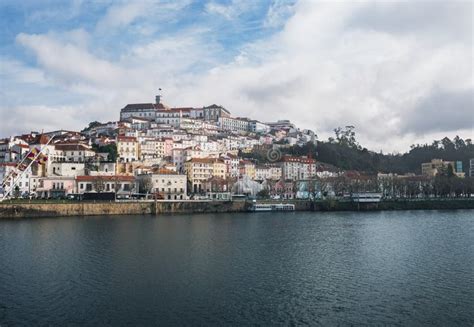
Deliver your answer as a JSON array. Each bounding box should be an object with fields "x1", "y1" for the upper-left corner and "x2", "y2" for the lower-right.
[
  {"x1": 252, "y1": 202, "x2": 295, "y2": 212},
  {"x1": 351, "y1": 193, "x2": 382, "y2": 203}
]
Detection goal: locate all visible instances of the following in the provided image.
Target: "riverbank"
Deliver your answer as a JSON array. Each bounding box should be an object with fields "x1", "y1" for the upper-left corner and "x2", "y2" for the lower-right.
[{"x1": 1, "y1": 198, "x2": 473, "y2": 218}]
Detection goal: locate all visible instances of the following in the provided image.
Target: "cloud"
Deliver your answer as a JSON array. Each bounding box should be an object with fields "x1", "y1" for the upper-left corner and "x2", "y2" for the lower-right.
[
  {"x1": 264, "y1": 0, "x2": 296, "y2": 28},
  {"x1": 205, "y1": 0, "x2": 257, "y2": 20},
  {"x1": 2, "y1": 0, "x2": 473, "y2": 153},
  {"x1": 402, "y1": 88, "x2": 474, "y2": 135},
  {"x1": 16, "y1": 32, "x2": 128, "y2": 90},
  {"x1": 95, "y1": 0, "x2": 192, "y2": 33},
  {"x1": 167, "y1": 1, "x2": 473, "y2": 151},
  {"x1": 96, "y1": 1, "x2": 149, "y2": 32}
]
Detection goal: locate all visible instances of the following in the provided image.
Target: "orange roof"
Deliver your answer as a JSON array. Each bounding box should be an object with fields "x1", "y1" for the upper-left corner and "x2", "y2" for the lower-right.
[
  {"x1": 187, "y1": 158, "x2": 215, "y2": 164},
  {"x1": 117, "y1": 136, "x2": 137, "y2": 142},
  {"x1": 153, "y1": 168, "x2": 177, "y2": 175}
]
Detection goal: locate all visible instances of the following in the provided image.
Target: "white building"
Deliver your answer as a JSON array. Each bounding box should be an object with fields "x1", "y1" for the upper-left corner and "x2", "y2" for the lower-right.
[
  {"x1": 202, "y1": 104, "x2": 231, "y2": 121},
  {"x1": 49, "y1": 162, "x2": 85, "y2": 177},
  {"x1": 249, "y1": 120, "x2": 270, "y2": 133},
  {"x1": 136, "y1": 170, "x2": 187, "y2": 200},
  {"x1": 140, "y1": 138, "x2": 165, "y2": 159},
  {"x1": 255, "y1": 165, "x2": 282, "y2": 181},
  {"x1": 117, "y1": 136, "x2": 139, "y2": 163},
  {"x1": 0, "y1": 137, "x2": 30, "y2": 163},
  {"x1": 218, "y1": 117, "x2": 249, "y2": 132},
  {"x1": 76, "y1": 175, "x2": 135, "y2": 194},
  {"x1": 0, "y1": 163, "x2": 33, "y2": 196},
  {"x1": 156, "y1": 108, "x2": 191, "y2": 127},
  {"x1": 89, "y1": 162, "x2": 116, "y2": 176},
  {"x1": 255, "y1": 166, "x2": 271, "y2": 181},
  {"x1": 54, "y1": 144, "x2": 96, "y2": 162},
  {"x1": 120, "y1": 103, "x2": 157, "y2": 121},
  {"x1": 281, "y1": 156, "x2": 316, "y2": 181}
]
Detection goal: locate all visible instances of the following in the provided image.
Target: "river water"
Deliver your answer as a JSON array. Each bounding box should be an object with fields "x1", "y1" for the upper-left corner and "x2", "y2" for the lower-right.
[{"x1": 1, "y1": 210, "x2": 473, "y2": 326}]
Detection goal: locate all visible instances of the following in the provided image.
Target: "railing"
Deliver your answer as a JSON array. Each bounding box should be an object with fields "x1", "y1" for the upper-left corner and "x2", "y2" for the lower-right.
[{"x1": 1, "y1": 136, "x2": 55, "y2": 201}]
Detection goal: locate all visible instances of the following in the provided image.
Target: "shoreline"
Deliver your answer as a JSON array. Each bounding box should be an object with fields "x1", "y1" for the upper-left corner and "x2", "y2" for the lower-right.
[{"x1": 1, "y1": 198, "x2": 473, "y2": 219}]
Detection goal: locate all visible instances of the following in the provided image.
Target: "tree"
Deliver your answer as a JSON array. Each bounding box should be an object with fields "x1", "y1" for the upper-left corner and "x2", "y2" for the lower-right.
[
  {"x1": 13, "y1": 185, "x2": 20, "y2": 198},
  {"x1": 441, "y1": 137, "x2": 455, "y2": 151},
  {"x1": 138, "y1": 176, "x2": 153, "y2": 194},
  {"x1": 81, "y1": 121, "x2": 102, "y2": 132},
  {"x1": 93, "y1": 176, "x2": 106, "y2": 193},
  {"x1": 93, "y1": 144, "x2": 118, "y2": 162},
  {"x1": 256, "y1": 189, "x2": 269, "y2": 199},
  {"x1": 334, "y1": 125, "x2": 358, "y2": 148}
]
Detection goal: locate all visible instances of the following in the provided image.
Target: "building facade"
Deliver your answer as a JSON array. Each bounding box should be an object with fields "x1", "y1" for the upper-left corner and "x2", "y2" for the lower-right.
[
  {"x1": 136, "y1": 170, "x2": 187, "y2": 200},
  {"x1": 117, "y1": 136, "x2": 139, "y2": 162}
]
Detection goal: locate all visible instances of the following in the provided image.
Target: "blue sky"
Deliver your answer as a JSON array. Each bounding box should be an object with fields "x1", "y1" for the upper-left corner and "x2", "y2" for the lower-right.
[{"x1": 0, "y1": 0, "x2": 472, "y2": 152}]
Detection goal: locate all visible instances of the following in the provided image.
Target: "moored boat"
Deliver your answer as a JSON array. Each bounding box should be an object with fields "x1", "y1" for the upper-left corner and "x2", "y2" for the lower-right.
[{"x1": 251, "y1": 202, "x2": 295, "y2": 212}]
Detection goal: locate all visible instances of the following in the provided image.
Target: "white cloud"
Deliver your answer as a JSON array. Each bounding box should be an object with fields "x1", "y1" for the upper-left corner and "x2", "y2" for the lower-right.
[
  {"x1": 205, "y1": 0, "x2": 256, "y2": 20},
  {"x1": 171, "y1": 1, "x2": 472, "y2": 151},
  {"x1": 3, "y1": 0, "x2": 472, "y2": 153},
  {"x1": 264, "y1": 0, "x2": 296, "y2": 28},
  {"x1": 96, "y1": 1, "x2": 149, "y2": 32},
  {"x1": 96, "y1": 0, "x2": 192, "y2": 32},
  {"x1": 16, "y1": 33, "x2": 129, "y2": 90}
]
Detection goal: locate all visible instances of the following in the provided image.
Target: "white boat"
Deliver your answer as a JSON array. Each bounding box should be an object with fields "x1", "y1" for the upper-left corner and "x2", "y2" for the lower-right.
[
  {"x1": 253, "y1": 203, "x2": 273, "y2": 211},
  {"x1": 252, "y1": 203, "x2": 295, "y2": 212},
  {"x1": 351, "y1": 193, "x2": 382, "y2": 203}
]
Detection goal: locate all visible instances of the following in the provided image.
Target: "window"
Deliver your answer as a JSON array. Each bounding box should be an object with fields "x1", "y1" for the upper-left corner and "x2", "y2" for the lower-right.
[{"x1": 80, "y1": 183, "x2": 84, "y2": 189}]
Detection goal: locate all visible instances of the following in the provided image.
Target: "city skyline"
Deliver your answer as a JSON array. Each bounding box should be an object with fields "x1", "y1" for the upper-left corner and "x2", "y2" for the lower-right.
[{"x1": 0, "y1": 0, "x2": 472, "y2": 152}]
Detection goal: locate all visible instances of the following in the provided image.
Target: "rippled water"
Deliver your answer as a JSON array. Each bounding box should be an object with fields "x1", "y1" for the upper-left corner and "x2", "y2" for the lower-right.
[{"x1": 1, "y1": 210, "x2": 473, "y2": 326}]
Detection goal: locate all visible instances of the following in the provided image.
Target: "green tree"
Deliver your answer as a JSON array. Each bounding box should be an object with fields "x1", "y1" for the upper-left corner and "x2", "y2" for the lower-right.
[
  {"x1": 93, "y1": 144, "x2": 118, "y2": 162},
  {"x1": 81, "y1": 121, "x2": 102, "y2": 132},
  {"x1": 256, "y1": 189, "x2": 269, "y2": 199},
  {"x1": 13, "y1": 185, "x2": 21, "y2": 198}
]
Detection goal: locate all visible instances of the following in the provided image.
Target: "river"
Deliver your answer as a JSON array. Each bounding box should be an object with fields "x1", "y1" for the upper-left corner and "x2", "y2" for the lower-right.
[{"x1": 1, "y1": 210, "x2": 473, "y2": 326}]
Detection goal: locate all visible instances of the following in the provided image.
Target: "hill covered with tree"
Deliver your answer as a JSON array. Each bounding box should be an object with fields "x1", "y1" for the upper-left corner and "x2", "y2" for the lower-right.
[{"x1": 273, "y1": 126, "x2": 473, "y2": 174}]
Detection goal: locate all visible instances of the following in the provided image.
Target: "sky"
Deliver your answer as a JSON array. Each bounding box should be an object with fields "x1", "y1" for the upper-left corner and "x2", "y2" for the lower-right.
[{"x1": 0, "y1": 0, "x2": 472, "y2": 153}]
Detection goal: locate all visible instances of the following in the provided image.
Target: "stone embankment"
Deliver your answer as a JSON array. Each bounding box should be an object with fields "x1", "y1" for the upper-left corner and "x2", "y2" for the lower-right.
[
  {"x1": 0, "y1": 200, "x2": 249, "y2": 218},
  {"x1": 1, "y1": 198, "x2": 473, "y2": 219}
]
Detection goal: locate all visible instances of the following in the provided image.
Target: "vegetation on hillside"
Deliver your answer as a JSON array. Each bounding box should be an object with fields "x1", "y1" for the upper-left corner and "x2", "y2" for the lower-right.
[
  {"x1": 245, "y1": 126, "x2": 473, "y2": 174},
  {"x1": 92, "y1": 143, "x2": 118, "y2": 162}
]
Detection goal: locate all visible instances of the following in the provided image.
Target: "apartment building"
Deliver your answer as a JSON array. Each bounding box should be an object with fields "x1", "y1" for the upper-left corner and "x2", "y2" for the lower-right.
[
  {"x1": 281, "y1": 155, "x2": 316, "y2": 181},
  {"x1": 136, "y1": 169, "x2": 187, "y2": 200},
  {"x1": 117, "y1": 136, "x2": 139, "y2": 162}
]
